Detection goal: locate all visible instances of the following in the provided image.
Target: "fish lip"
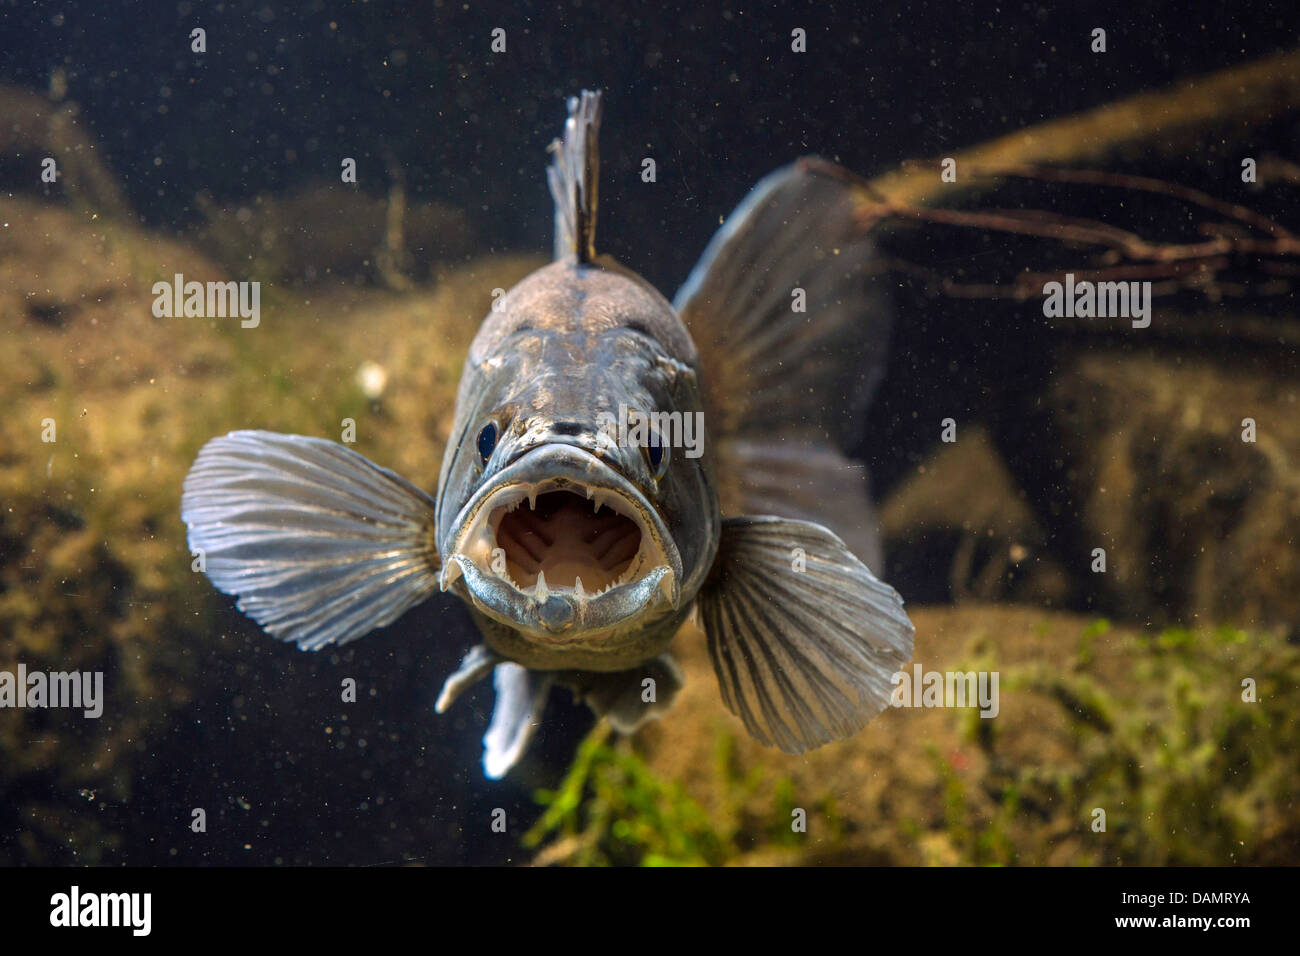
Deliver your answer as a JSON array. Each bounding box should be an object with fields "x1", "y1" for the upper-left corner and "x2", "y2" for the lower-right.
[{"x1": 439, "y1": 444, "x2": 683, "y2": 641}]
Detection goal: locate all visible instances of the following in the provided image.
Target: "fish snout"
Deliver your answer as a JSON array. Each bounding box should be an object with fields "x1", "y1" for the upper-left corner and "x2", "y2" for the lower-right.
[
  {"x1": 440, "y1": 444, "x2": 683, "y2": 643},
  {"x1": 509, "y1": 420, "x2": 621, "y2": 462},
  {"x1": 539, "y1": 594, "x2": 576, "y2": 632}
]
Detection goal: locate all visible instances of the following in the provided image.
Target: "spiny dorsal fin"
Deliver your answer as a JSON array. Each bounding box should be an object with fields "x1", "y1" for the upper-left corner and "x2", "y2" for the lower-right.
[
  {"x1": 672, "y1": 159, "x2": 893, "y2": 566},
  {"x1": 547, "y1": 89, "x2": 602, "y2": 263}
]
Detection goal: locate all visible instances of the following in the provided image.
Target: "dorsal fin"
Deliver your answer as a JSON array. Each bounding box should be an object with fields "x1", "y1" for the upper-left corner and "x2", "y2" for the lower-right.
[
  {"x1": 547, "y1": 89, "x2": 602, "y2": 263},
  {"x1": 673, "y1": 159, "x2": 894, "y2": 570}
]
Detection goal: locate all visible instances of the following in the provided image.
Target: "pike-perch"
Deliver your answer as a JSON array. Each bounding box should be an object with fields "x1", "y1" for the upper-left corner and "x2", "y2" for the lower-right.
[{"x1": 181, "y1": 90, "x2": 914, "y2": 778}]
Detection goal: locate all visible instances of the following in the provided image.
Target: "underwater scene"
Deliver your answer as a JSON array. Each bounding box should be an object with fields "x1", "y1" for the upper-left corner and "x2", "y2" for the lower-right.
[{"x1": 1, "y1": 1, "x2": 1299, "y2": 874}]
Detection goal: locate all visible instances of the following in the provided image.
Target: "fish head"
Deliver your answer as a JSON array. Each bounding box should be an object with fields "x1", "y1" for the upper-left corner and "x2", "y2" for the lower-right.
[{"x1": 435, "y1": 261, "x2": 718, "y2": 654}]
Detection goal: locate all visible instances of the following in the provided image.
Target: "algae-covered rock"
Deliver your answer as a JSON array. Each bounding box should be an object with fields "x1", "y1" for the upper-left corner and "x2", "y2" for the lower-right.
[
  {"x1": 549, "y1": 607, "x2": 1300, "y2": 866},
  {"x1": 191, "y1": 182, "x2": 478, "y2": 288},
  {"x1": 0, "y1": 83, "x2": 131, "y2": 220},
  {"x1": 875, "y1": 335, "x2": 1300, "y2": 636},
  {"x1": 880, "y1": 425, "x2": 1072, "y2": 606},
  {"x1": 1045, "y1": 352, "x2": 1300, "y2": 634},
  {"x1": 0, "y1": 185, "x2": 543, "y2": 863}
]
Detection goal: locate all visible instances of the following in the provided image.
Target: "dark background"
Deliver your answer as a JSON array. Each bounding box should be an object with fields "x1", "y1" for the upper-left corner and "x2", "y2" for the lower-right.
[{"x1": 3, "y1": 0, "x2": 1297, "y2": 290}]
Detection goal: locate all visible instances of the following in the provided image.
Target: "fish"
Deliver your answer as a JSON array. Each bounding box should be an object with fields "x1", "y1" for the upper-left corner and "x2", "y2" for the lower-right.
[{"x1": 180, "y1": 90, "x2": 914, "y2": 779}]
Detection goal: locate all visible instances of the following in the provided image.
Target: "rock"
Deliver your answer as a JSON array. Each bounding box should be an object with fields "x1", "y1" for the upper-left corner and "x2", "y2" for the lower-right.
[
  {"x1": 0, "y1": 188, "x2": 548, "y2": 863},
  {"x1": 1045, "y1": 351, "x2": 1300, "y2": 636}
]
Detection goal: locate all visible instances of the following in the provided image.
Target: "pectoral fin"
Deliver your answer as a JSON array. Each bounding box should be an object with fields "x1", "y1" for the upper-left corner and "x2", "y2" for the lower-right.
[
  {"x1": 181, "y1": 430, "x2": 440, "y2": 651},
  {"x1": 696, "y1": 517, "x2": 914, "y2": 753}
]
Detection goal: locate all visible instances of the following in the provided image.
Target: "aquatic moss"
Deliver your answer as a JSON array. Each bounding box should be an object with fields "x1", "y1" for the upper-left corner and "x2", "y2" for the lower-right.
[
  {"x1": 984, "y1": 623, "x2": 1300, "y2": 865},
  {"x1": 525, "y1": 726, "x2": 846, "y2": 866},
  {"x1": 584, "y1": 611, "x2": 1300, "y2": 866},
  {"x1": 524, "y1": 725, "x2": 731, "y2": 866}
]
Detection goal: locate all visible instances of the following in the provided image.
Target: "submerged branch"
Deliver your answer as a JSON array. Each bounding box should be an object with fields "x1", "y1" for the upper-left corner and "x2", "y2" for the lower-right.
[
  {"x1": 867, "y1": 48, "x2": 1300, "y2": 207},
  {"x1": 831, "y1": 50, "x2": 1300, "y2": 332}
]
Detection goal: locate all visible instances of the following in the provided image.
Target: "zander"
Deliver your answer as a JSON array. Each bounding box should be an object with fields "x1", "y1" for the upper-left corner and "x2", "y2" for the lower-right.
[{"x1": 181, "y1": 90, "x2": 914, "y2": 778}]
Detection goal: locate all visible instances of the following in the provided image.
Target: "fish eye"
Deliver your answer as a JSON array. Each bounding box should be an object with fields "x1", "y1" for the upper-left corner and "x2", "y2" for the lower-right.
[
  {"x1": 642, "y1": 429, "x2": 669, "y2": 479},
  {"x1": 477, "y1": 422, "x2": 498, "y2": 464}
]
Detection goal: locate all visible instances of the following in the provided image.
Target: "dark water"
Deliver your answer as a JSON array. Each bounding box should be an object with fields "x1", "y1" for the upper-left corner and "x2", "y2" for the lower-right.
[
  {"x1": 7, "y1": 1, "x2": 1299, "y2": 286},
  {"x1": 2, "y1": 1, "x2": 1298, "y2": 866}
]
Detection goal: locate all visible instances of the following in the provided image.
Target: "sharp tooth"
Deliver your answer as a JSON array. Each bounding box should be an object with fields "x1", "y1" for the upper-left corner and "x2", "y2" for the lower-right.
[
  {"x1": 439, "y1": 559, "x2": 464, "y2": 592},
  {"x1": 658, "y1": 569, "x2": 679, "y2": 605},
  {"x1": 574, "y1": 576, "x2": 586, "y2": 602},
  {"x1": 592, "y1": 492, "x2": 602, "y2": 513},
  {"x1": 584, "y1": 486, "x2": 595, "y2": 500},
  {"x1": 535, "y1": 569, "x2": 549, "y2": 603},
  {"x1": 527, "y1": 488, "x2": 537, "y2": 510}
]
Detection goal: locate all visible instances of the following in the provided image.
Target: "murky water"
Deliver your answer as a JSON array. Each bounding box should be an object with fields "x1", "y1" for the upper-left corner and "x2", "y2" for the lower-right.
[{"x1": 2, "y1": 2, "x2": 1299, "y2": 867}]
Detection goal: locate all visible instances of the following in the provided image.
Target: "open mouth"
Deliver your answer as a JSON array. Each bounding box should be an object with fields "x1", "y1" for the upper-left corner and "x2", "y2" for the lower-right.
[
  {"x1": 494, "y1": 489, "x2": 642, "y2": 596},
  {"x1": 440, "y1": 446, "x2": 682, "y2": 634}
]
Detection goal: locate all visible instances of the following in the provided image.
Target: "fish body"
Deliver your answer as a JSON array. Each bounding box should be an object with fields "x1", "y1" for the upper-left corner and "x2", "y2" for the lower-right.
[{"x1": 181, "y1": 91, "x2": 914, "y2": 778}]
